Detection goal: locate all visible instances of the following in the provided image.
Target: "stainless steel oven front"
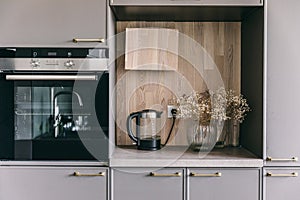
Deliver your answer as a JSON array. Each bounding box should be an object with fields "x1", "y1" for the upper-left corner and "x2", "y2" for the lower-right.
[{"x1": 0, "y1": 48, "x2": 109, "y2": 161}]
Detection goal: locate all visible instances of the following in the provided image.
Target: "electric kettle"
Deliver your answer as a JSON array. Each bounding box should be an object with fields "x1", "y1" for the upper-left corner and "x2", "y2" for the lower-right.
[{"x1": 126, "y1": 109, "x2": 163, "y2": 150}]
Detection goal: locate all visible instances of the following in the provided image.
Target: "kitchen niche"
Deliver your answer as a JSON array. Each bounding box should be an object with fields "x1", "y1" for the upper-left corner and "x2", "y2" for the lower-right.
[{"x1": 113, "y1": 6, "x2": 264, "y2": 158}]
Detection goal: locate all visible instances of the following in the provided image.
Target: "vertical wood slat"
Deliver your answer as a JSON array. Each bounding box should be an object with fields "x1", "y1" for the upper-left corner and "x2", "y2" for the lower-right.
[{"x1": 115, "y1": 22, "x2": 241, "y2": 146}]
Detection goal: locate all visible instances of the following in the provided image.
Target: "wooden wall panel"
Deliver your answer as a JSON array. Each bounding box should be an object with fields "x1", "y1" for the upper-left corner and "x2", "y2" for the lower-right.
[
  {"x1": 125, "y1": 28, "x2": 179, "y2": 71},
  {"x1": 115, "y1": 21, "x2": 241, "y2": 146}
]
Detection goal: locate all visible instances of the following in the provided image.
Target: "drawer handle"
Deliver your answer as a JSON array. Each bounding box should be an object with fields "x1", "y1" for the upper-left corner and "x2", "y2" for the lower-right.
[
  {"x1": 170, "y1": 0, "x2": 202, "y2": 1},
  {"x1": 6, "y1": 75, "x2": 98, "y2": 81},
  {"x1": 72, "y1": 38, "x2": 105, "y2": 43},
  {"x1": 73, "y1": 172, "x2": 105, "y2": 177},
  {"x1": 149, "y1": 172, "x2": 182, "y2": 177},
  {"x1": 266, "y1": 157, "x2": 298, "y2": 162},
  {"x1": 190, "y1": 172, "x2": 222, "y2": 177},
  {"x1": 266, "y1": 172, "x2": 298, "y2": 177}
]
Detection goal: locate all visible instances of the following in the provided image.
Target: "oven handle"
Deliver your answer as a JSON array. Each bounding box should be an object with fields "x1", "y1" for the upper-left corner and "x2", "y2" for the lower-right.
[{"x1": 5, "y1": 75, "x2": 98, "y2": 81}]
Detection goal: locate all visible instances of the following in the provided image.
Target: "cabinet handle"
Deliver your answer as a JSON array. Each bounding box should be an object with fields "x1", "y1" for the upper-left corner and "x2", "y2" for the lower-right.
[
  {"x1": 190, "y1": 172, "x2": 222, "y2": 177},
  {"x1": 170, "y1": 0, "x2": 202, "y2": 1},
  {"x1": 266, "y1": 157, "x2": 298, "y2": 162},
  {"x1": 266, "y1": 172, "x2": 298, "y2": 177},
  {"x1": 72, "y1": 38, "x2": 105, "y2": 43},
  {"x1": 149, "y1": 172, "x2": 182, "y2": 177},
  {"x1": 73, "y1": 172, "x2": 105, "y2": 177},
  {"x1": 6, "y1": 75, "x2": 98, "y2": 81}
]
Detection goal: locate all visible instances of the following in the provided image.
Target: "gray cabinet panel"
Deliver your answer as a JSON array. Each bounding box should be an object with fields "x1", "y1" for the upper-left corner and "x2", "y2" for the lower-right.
[
  {"x1": 112, "y1": 168, "x2": 184, "y2": 200},
  {"x1": 0, "y1": 167, "x2": 107, "y2": 200},
  {"x1": 111, "y1": 0, "x2": 262, "y2": 6},
  {"x1": 264, "y1": 168, "x2": 300, "y2": 200},
  {"x1": 266, "y1": 0, "x2": 300, "y2": 166},
  {"x1": 187, "y1": 168, "x2": 260, "y2": 200},
  {"x1": 0, "y1": 0, "x2": 106, "y2": 47}
]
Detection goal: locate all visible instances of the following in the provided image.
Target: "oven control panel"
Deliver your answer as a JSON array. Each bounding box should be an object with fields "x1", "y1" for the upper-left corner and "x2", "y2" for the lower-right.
[{"x1": 0, "y1": 48, "x2": 109, "y2": 71}]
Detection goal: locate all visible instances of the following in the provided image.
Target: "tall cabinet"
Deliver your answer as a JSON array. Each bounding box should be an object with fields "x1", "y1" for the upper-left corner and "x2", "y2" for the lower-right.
[
  {"x1": 265, "y1": 0, "x2": 300, "y2": 199},
  {"x1": 266, "y1": 0, "x2": 300, "y2": 166}
]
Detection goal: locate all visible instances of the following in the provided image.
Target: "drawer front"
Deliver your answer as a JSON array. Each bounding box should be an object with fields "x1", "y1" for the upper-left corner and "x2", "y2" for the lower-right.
[
  {"x1": 187, "y1": 168, "x2": 260, "y2": 200},
  {"x1": 0, "y1": 166, "x2": 108, "y2": 200},
  {"x1": 112, "y1": 168, "x2": 184, "y2": 200},
  {"x1": 264, "y1": 168, "x2": 300, "y2": 200}
]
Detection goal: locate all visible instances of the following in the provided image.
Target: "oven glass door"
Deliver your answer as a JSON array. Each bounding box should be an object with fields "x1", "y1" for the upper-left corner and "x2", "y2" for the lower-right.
[{"x1": 11, "y1": 72, "x2": 108, "y2": 161}]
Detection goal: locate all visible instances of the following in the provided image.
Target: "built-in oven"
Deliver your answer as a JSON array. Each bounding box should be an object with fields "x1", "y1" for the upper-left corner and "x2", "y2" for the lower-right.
[{"x1": 0, "y1": 48, "x2": 109, "y2": 161}]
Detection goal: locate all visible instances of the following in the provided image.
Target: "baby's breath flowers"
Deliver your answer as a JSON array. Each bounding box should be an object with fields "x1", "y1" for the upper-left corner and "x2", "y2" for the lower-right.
[
  {"x1": 226, "y1": 89, "x2": 251, "y2": 123},
  {"x1": 174, "y1": 90, "x2": 212, "y2": 126},
  {"x1": 210, "y1": 88, "x2": 228, "y2": 121},
  {"x1": 173, "y1": 88, "x2": 250, "y2": 124}
]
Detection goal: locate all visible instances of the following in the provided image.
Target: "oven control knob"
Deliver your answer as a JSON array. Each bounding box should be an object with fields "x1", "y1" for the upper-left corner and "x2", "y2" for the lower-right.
[
  {"x1": 64, "y1": 60, "x2": 75, "y2": 68},
  {"x1": 30, "y1": 59, "x2": 40, "y2": 68}
]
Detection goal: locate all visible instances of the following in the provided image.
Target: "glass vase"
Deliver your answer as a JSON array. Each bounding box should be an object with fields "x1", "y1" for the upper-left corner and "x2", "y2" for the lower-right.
[
  {"x1": 187, "y1": 119, "x2": 217, "y2": 151},
  {"x1": 215, "y1": 120, "x2": 226, "y2": 148},
  {"x1": 229, "y1": 119, "x2": 240, "y2": 147},
  {"x1": 215, "y1": 119, "x2": 240, "y2": 148}
]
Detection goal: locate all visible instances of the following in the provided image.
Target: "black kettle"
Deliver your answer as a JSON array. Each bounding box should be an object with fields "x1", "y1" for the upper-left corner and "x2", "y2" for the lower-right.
[{"x1": 126, "y1": 109, "x2": 162, "y2": 150}]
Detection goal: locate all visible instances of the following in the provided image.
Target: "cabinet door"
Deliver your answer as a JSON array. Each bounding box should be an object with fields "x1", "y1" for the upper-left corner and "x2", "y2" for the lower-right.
[
  {"x1": 112, "y1": 168, "x2": 184, "y2": 200},
  {"x1": 0, "y1": 167, "x2": 108, "y2": 200},
  {"x1": 111, "y1": 0, "x2": 262, "y2": 6},
  {"x1": 0, "y1": 0, "x2": 106, "y2": 47},
  {"x1": 187, "y1": 168, "x2": 260, "y2": 200},
  {"x1": 266, "y1": 0, "x2": 300, "y2": 166},
  {"x1": 264, "y1": 168, "x2": 300, "y2": 200}
]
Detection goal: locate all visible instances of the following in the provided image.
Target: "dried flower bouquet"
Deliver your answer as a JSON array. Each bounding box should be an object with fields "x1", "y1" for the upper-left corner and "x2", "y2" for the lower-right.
[{"x1": 174, "y1": 87, "x2": 250, "y2": 124}]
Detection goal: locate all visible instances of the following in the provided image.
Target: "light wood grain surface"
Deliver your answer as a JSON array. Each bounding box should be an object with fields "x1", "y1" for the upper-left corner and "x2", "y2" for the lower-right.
[
  {"x1": 115, "y1": 22, "x2": 241, "y2": 146},
  {"x1": 125, "y1": 28, "x2": 178, "y2": 71}
]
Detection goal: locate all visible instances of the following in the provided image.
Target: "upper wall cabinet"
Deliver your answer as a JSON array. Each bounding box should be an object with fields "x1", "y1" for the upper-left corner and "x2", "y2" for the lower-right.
[
  {"x1": 110, "y1": 0, "x2": 263, "y2": 21},
  {"x1": 0, "y1": 0, "x2": 107, "y2": 48},
  {"x1": 110, "y1": 0, "x2": 262, "y2": 6}
]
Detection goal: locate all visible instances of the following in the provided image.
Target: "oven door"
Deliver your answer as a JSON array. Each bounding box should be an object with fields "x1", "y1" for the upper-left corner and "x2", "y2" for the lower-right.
[{"x1": 0, "y1": 72, "x2": 108, "y2": 161}]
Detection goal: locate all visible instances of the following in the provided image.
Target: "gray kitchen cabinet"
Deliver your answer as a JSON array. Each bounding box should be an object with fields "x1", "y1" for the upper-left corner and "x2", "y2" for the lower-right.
[
  {"x1": 111, "y1": 168, "x2": 184, "y2": 200},
  {"x1": 187, "y1": 168, "x2": 260, "y2": 200},
  {"x1": 110, "y1": 0, "x2": 262, "y2": 6},
  {"x1": 266, "y1": 0, "x2": 300, "y2": 166},
  {"x1": 0, "y1": 166, "x2": 108, "y2": 200},
  {"x1": 0, "y1": 0, "x2": 107, "y2": 47},
  {"x1": 263, "y1": 168, "x2": 300, "y2": 200}
]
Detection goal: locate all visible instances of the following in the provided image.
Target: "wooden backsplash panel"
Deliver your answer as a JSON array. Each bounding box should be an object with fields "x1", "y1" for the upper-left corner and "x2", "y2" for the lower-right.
[
  {"x1": 115, "y1": 22, "x2": 241, "y2": 146},
  {"x1": 125, "y1": 28, "x2": 179, "y2": 71}
]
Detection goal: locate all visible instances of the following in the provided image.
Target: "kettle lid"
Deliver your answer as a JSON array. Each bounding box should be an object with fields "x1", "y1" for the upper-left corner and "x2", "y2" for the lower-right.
[{"x1": 140, "y1": 109, "x2": 162, "y2": 119}]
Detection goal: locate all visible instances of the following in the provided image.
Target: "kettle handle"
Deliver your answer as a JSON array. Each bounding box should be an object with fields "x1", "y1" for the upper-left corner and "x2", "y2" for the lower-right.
[{"x1": 126, "y1": 112, "x2": 139, "y2": 143}]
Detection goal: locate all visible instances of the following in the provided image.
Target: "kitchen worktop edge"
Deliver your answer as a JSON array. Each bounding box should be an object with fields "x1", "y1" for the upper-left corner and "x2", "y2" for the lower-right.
[{"x1": 110, "y1": 146, "x2": 263, "y2": 168}]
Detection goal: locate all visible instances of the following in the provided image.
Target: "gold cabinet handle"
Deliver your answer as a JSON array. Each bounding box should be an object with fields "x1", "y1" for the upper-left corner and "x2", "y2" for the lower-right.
[
  {"x1": 73, "y1": 172, "x2": 105, "y2": 177},
  {"x1": 190, "y1": 172, "x2": 222, "y2": 177},
  {"x1": 266, "y1": 172, "x2": 298, "y2": 177},
  {"x1": 72, "y1": 38, "x2": 105, "y2": 43},
  {"x1": 149, "y1": 172, "x2": 182, "y2": 177},
  {"x1": 266, "y1": 157, "x2": 298, "y2": 162},
  {"x1": 6, "y1": 75, "x2": 98, "y2": 81}
]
